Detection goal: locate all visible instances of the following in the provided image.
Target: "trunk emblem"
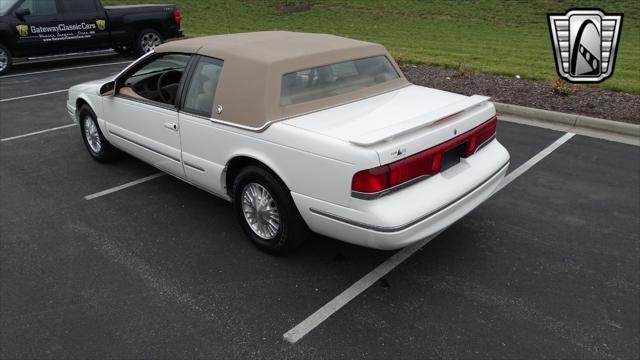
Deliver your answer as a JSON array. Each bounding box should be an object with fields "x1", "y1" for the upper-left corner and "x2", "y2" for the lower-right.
[
  {"x1": 391, "y1": 148, "x2": 406, "y2": 158},
  {"x1": 216, "y1": 105, "x2": 223, "y2": 115}
]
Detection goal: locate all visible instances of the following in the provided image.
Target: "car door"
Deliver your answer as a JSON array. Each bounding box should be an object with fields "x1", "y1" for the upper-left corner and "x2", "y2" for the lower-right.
[
  {"x1": 177, "y1": 56, "x2": 228, "y2": 195},
  {"x1": 102, "y1": 53, "x2": 192, "y2": 178},
  {"x1": 9, "y1": 0, "x2": 63, "y2": 56},
  {"x1": 59, "y1": 0, "x2": 110, "y2": 51}
]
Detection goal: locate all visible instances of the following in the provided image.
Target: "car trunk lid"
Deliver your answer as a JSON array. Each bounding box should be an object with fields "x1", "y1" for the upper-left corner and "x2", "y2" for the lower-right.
[
  {"x1": 284, "y1": 85, "x2": 496, "y2": 164},
  {"x1": 283, "y1": 85, "x2": 490, "y2": 147}
]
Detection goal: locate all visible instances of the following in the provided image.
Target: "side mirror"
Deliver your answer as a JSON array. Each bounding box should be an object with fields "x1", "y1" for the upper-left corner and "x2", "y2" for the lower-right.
[
  {"x1": 15, "y1": 8, "x2": 30, "y2": 20},
  {"x1": 99, "y1": 81, "x2": 116, "y2": 96}
]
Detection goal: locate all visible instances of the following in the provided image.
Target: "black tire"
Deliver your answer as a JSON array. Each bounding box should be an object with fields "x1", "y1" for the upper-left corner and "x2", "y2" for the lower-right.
[
  {"x1": 0, "y1": 44, "x2": 13, "y2": 76},
  {"x1": 78, "y1": 104, "x2": 122, "y2": 163},
  {"x1": 135, "y1": 28, "x2": 163, "y2": 56},
  {"x1": 232, "y1": 165, "x2": 310, "y2": 255}
]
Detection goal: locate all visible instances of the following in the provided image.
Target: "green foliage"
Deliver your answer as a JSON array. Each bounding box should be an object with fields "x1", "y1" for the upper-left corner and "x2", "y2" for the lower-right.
[
  {"x1": 550, "y1": 77, "x2": 573, "y2": 96},
  {"x1": 103, "y1": 0, "x2": 640, "y2": 93}
]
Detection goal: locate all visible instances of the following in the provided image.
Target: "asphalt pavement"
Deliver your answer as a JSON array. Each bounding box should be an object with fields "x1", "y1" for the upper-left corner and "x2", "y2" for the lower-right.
[{"x1": 1, "y1": 56, "x2": 638, "y2": 359}]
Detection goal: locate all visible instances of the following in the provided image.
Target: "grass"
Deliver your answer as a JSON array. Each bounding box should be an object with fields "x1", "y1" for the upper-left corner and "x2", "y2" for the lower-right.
[{"x1": 103, "y1": 0, "x2": 640, "y2": 94}]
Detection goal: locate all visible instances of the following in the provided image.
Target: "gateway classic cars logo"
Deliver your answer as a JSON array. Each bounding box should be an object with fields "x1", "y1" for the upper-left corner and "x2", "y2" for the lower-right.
[
  {"x1": 16, "y1": 24, "x2": 28, "y2": 37},
  {"x1": 96, "y1": 19, "x2": 106, "y2": 31},
  {"x1": 547, "y1": 8, "x2": 623, "y2": 83}
]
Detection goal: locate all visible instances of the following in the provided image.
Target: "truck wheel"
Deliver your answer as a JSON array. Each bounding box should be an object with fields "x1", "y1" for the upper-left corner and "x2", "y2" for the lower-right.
[
  {"x1": 135, "y1": 29, "x2": 163, "y2": 55},
  {"x1": 0, "y1": 44, "x2": 12, "y2": 76},
  {"x1": 232, "y1": 165, "x2": 310, "y2": 255},
  {"x1": 78, "y1": 105, "x2": 122, "y2": 163}
]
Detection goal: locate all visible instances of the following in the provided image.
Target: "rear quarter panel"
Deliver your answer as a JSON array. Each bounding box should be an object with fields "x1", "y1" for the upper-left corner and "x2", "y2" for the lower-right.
[{"x1": 178, "y1": 115, "x2": 380, "y2": 206}]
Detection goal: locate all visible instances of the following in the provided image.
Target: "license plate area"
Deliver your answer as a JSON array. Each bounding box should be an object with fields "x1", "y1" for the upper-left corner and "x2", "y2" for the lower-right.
[{"x1": 441, "y1": 142, "x2": 467, "y2": 172}]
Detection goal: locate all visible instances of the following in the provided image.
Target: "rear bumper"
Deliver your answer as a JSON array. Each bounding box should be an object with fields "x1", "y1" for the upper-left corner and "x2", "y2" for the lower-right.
[
  {"x1": 165, "y1": 26, "x2": 183, "y2": 40},
  {"x1": 292, "y1": 139, "x2": 510, "y2": 250}
]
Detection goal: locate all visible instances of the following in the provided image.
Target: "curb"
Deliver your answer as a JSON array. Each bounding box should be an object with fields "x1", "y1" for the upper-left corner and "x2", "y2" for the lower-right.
[{"x1": 494, "y1": 102, "x2": 640, "y2": 138}]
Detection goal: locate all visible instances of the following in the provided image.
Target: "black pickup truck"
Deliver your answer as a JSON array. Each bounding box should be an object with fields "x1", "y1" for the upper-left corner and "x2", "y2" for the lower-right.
[{"x1": 0, "y1": 0, "x2": 183, "y2": 74}]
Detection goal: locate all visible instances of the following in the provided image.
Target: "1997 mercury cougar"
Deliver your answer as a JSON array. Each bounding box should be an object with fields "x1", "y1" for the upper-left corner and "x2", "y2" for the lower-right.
[{"x1": 67, "y1": 31, "x2": 510, "y2": 254}]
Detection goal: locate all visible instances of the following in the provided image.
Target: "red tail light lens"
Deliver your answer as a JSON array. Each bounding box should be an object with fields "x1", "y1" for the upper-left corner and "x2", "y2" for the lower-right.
[
  {"x1": 463, "y1": 117, "x2": 496, "y2": 157},
  {"x1": 352, "y1": 165, "x2": 390, "y2": 193},
  {"x1": 352, "y1": 116, "x2": 497, "y2": 196},
  {"x1": 173, "y1": 9, "x2": 181, "y2": 24}
]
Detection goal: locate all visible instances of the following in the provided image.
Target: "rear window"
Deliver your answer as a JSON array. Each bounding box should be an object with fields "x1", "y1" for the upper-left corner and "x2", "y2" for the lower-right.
[{"x1": 280, "y1": 55, "x2": 399, "y2": 106}]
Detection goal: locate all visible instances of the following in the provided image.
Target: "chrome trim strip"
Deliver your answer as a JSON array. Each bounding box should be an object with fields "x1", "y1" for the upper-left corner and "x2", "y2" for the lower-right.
[
  {"x1": 351, "y1": 174, "x2": 431, "y2": 200},
  {"x1": 113, "y1": 50, "x2": 155, "y2": 80},
  {"x1": 182, "y1": 111, "x2": 277, "y2": 133},
  {"x1": 311, "y1": 161, "x2": 509, "y2": 233},
  {"x1": 184, "y1": 161, "x2": 205, "y2": 172},
  {"x1": 108, "y1": 131, "x2": 181, "y2": 163},
  {"x1": 475, "y1": 135, "x2": 497, "y2": 154},
  {"x1": 114, "y1": 95, "x2": 177, "y2": 111}
]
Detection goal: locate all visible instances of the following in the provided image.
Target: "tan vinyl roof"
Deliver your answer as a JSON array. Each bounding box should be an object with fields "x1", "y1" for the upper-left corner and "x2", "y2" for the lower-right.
[{"x1": 156, "y1": 31, "x2": 410, "y2": 130}]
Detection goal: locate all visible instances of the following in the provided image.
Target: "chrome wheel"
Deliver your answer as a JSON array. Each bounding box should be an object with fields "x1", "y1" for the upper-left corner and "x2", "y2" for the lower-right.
[
  {"x1": 0, "y1": 48, "x2": 8, "y2": 73},
  {"x1": 241, "y1": 183, "x2": 280, "y2": 240},
  {"x1": 140, "y1": 32, "x2": 161, "y2": 53},
  {"x1": 83, "y1": 116, "x2": 102, "y2": 153}
]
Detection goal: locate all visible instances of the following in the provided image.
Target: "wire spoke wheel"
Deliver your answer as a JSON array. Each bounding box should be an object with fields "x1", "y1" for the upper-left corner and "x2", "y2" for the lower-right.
[
  {"x1": 241, "y1": 183, "x2": 280, "y2": 240},
  {"x1": 83, "y1": 116, "x2": 102, "y2": 153}
]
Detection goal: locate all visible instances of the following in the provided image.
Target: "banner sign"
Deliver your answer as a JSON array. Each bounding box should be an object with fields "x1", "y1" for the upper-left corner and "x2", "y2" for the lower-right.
[{"x1": 16, "y1": 20, "x2": 107, "y2": 42}]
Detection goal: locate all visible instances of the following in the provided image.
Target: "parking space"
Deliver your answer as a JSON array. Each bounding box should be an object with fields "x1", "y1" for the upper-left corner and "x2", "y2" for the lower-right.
[
  {"x1": 0, "y1": 60, "x2": 129, "y2": 101},
  {"x1": 296, "y1": 136, "x2": 639, "y2": 359},
  {"x1": 0, "y1": 56, "x2": 132, "y2": 140},
  {"x1": 1, "y1": 59, "x2": 638, "y2": 359}
]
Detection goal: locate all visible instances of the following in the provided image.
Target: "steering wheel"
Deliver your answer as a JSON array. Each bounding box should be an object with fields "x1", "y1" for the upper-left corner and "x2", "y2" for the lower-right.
[{"x1": 157, "y1": 70, "x2": 181, "y2": 104}]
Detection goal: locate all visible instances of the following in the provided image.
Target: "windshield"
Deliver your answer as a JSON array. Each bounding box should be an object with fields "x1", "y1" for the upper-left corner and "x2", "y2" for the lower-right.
[
  {"x1": 0, "y1": 0, "x2": 19, "y2": 15},
  {"x1": 131, "y1": 54, "x2": 190, "y2": 77},
  {"x1": 280, "y1": 55, "x2": 400, "y2": 106}
]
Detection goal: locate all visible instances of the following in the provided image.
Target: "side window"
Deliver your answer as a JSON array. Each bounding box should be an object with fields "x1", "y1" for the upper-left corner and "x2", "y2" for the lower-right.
[
  {"x1": 19, "y1": 0, "x2": 58, "y2": 16},
  {"x1": 182, "y1": 57, "x2": 224, "y2": 117},
  {"x1": 61, "y1": 0, "x2": 97, "y2": 12},
  {"x1": 118, "y1": 53, "x2": 190, "y2": 106}
]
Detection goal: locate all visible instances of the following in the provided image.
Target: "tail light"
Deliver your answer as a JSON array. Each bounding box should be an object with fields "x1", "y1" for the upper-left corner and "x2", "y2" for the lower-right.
[
  {"x1": 352, "y1": 116, "x2": 497, "y2": 197},
  {"x1": 173, "y1": 9, "x2": 181, "y2": 24}
]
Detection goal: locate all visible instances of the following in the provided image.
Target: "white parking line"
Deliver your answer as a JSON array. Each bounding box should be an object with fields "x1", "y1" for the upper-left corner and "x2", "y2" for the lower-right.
[
  {"x1": 0, "y1": 123, "x2": 77, "y2": 142},
  {"x1": 84, "y1": 173, "x2": 166, "y2": 200},
  {"x1": 0, "y1": 89, "x2": 68, "y2": 103},
  {"x1": 495, "y1": 132, "x2": 575, "y2": 193},
  {"x1": 283, "y1": 132, "x2": 576, "y2": 344},
  {"x1": 0, "y1": 61, "x2": 130, "y2": 79}
]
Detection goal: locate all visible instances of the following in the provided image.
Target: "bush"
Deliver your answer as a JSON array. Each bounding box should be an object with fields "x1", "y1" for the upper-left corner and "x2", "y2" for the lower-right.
[{"x1": 550, "y1": 77, "x2": 573, "y2": 96}]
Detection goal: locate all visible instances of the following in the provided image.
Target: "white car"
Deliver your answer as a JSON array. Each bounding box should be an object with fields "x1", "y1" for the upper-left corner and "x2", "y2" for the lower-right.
[{"x1": 67, "y1": 31, "x2": 510, "y2": 254}]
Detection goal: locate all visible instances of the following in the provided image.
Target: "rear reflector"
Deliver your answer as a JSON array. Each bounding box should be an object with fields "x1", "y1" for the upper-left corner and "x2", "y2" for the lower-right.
[
  {"x1": 352, "y1": 116, "x2": 497, "y2": 196},
  {"x1": 174, "y1": 9, "x2": 181, "y2": 24}
]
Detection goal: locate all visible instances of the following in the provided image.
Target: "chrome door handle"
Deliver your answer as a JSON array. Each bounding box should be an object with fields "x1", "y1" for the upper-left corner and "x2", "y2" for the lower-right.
[{"x1": 164, "y1": 122, "x2": 178, "y2": 131}]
